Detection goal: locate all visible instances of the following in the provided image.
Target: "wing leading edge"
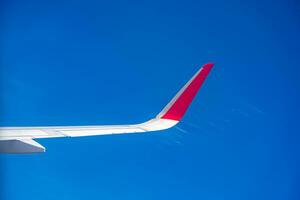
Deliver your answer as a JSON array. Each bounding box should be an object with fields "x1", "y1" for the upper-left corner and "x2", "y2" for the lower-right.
[{"x1": 0, "y1": 63, "x2": 214, "y2": 153}]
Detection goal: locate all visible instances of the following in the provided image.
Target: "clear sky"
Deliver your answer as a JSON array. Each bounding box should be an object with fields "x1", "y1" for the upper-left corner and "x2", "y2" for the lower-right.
[{"x1": 1, "y1": 0, "x2": 299, "y2": 199}]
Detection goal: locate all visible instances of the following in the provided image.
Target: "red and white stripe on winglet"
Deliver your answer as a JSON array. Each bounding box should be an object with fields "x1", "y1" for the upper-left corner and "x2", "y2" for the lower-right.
[{"x1": 157, "y1": 63, "x2": 214, "y2": 121}]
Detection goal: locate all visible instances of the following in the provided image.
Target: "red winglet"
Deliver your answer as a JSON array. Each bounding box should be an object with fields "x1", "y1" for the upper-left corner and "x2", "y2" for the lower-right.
[{"x1": 158, "y1": 63, "x2": 214, "y2": 121}]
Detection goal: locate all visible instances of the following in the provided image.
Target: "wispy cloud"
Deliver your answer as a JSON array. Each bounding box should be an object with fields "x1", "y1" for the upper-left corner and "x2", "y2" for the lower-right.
[{"x1": 175, "y1": 126, "x2": 188, "y2": 134}]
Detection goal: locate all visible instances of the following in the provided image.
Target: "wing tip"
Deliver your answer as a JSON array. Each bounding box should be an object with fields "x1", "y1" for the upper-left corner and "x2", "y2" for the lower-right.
[{"x1": 158, "y1": 62, "x2": 214, "y2": 121}]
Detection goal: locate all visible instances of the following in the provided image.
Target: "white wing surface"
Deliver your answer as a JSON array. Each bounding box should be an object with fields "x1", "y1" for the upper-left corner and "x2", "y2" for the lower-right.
[{"x1": 0, "y1": 63, "x2": 214, "y2": 153}]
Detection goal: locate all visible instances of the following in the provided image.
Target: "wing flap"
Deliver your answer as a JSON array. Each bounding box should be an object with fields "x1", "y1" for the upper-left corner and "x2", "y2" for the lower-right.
[{"x1": 0, "y1": 139, "x2": 45, "y2": 153}]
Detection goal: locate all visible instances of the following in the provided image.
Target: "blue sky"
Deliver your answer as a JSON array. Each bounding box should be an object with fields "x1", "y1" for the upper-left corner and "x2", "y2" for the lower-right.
[{"x1": 1, "y1": 0, "x2": 299, "y2": 199}]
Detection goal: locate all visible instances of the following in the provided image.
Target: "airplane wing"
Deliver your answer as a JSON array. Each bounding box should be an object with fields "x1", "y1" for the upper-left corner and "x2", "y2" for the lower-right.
[{"x1": 0, "y1": 63, "x2": 214, "y2": 153}]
